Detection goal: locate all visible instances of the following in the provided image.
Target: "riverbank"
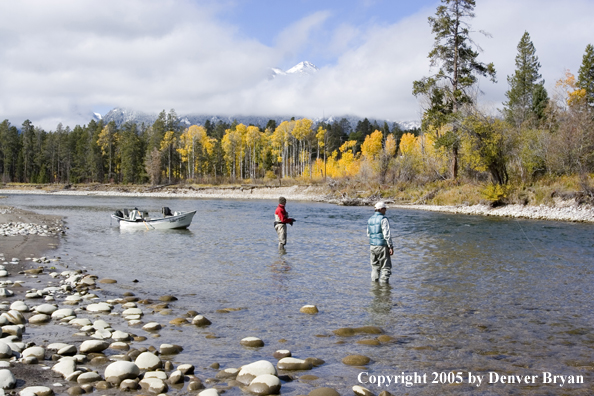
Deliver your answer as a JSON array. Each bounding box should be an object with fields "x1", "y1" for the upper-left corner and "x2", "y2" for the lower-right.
[
  {"x1": 0, "y1": 206, "x2": 355, "y2": 396},
  {"x1": 2, "y1": 183, "x2": 594, "y2": 223}
]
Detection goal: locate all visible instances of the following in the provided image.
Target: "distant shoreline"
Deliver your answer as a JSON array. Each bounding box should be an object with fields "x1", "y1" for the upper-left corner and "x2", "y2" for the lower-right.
[{"x1": 2, "y1": 185, "x2": 593, "y2": 223}]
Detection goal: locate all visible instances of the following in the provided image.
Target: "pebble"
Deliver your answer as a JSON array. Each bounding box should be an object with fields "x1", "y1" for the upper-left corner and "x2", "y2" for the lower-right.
[
  {"x1": 273, "y1": 350, "x2": 291, "y2": 359},
  {"x1": 353, "y1": 385, "x2": 375, "y2": 396},
  {"x1": 342, "y1": 355, "x2": 371, "y2": 366},
  {"x1": 248, "y1": 374, "x2": 281, "y2": 395},
  {"x1": 160, "y1": 343, "x2": 183, "y2": 355},
  {"x1": 52, "y1": 359, "x2": 77, "y2": 378},
  {"x1": 79, "y1": 340, "x2": 109, "y2": 353},
  {"x1": 169, "y1": 370, "x2": 184, "y2": 384},
  {"x1": 240, "y1": 336, "x2": 265, "y2": 348},
  {"x1": 28, "y1": 314, "x2": 51, "y2": 324},
  {"x1": 277, "y1": 357, "x2": 313, "y2": 371},
  {"x1": 332, "y1": 326, "x2": 383, "y2": 336},
  {"x1": 198, "y1": 389, "x2": 218, "y2": 396},
  {"x1": 139, "y1": 377, "x2": 168, "y2": 393},
  {"x1": 300, "y1": 305, "x2": 319, "y2": 314},
  {"x1": 178, "y1": 363, "x2": 195, "y2": 375},
  {"x1": 0, "y1": 368, "x2": 16, "y2": 389},
  {"x1": 142, "y1": 322, "x2": 162, "y2": 331},
  {"x1": 77, "y1": 371, "x2": 102, "y2": 384},
  {"x1": 19, "y1": 386, "x2": 54, "y2": 396},
  {"x1": 308, "y1": 387, "x2": 340, "y2": 396},
  {"x1": 22, "y1": 346, "x2": 45, "y2": 360},
  {"x1": 104, "y1": 361, "x2": 140, "y2": 382},
  {"x1": 237, "y1": 360, "x2": 277, "y2": 385},
  {"x1": 192, "y1": 315, "x2": 212, "y2": 326},
  {"x1": 134, "y1": 352, "x2": 162, "y2": 371}
]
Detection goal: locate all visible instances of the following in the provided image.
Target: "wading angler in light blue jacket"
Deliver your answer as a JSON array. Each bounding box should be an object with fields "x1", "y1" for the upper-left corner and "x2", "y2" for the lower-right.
[{"x1": 367, "y1": 201, "x2": 394, "y2": 283}]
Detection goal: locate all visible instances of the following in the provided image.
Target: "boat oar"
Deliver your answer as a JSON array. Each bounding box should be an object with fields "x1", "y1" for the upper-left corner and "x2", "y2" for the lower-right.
[{"x1": 143, "y1": 220, "x2": 150, "y2": 230}]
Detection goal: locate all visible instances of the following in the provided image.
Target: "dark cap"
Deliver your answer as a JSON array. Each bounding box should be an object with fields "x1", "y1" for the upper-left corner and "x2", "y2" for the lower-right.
[{"x1": 279, "y1": 196, "x2": 286, "y2": 204}]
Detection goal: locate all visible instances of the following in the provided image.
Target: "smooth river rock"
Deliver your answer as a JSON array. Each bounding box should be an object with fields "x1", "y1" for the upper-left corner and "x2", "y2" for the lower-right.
[
  {"x1": 248, "y1": 374, "x2": 281, "y2": 395},
  {"x1": 192, "y1": 315, "x2": 212, "y2": 326},
  {"x1": 299, "y1": 305, "x2": 319, "y2": 314},
  {"x1": 34, "y1": 304, "x2": 58, "y2": 315},
  {"x1": 240, "y1": 336, "x2": 264, "y2": 348},
  {"x1": 342, "y1": 355, "x2": 371, "y2": 366},
  {"x1": 104, "y1": 361, "x2": 140, "y2": 383},
  {"x1": 52, "y1": 359, "x2": 77, "y2": 378},
  {"x1": 332, "y1": 326, "x2": 383, "y2": 337},
  {"x1": 79, "y1": 340, "x2": 109, "y2": 353},
  {"x1": 139, "y1": 377, "x2": 168, "y2": 393},
  {"x1": 0, "y1": 369, "x2": 17, "y2": 389},
  {"x1": 353, "y1": 385, "x2": 376, "y2": 396},
  {"x1": 28, "y1": 314, "x2": 51, "y2": 324},
  {"x1": 308, "y1": 387, "x2": 341, "y2": 396},
  {"x1": 277, "y1": 357, "x2": 313, "y2": 371},
  {"x1": 19, "y1": 386, "x2": 54, "y2": 396},
  {"x1": 237, "y1": 360, "x2": 277, "y2": 385},
  {"x1": 134, "y1": 352, "x2": 162, "y2": 371},
  {"x1": 22, "y1": 346, "x2": 45, "y2": 360}
]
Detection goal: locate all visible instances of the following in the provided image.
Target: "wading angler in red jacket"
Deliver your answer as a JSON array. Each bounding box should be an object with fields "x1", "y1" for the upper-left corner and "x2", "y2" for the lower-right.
[{"x1": 274, "y1": 196, "x2": 295, "y2": 251}]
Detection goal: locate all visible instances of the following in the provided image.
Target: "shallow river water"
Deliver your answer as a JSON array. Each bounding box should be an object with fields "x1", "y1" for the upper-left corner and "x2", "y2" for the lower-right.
[{"x1": 5, "y1": 194, "x2": 594, "y2": 395}]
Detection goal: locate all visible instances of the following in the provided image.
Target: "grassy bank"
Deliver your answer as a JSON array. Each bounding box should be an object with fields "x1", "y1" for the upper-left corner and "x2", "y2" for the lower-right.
[{"x1": 325, "y1": 174, "x2": 594, "y2": 207}]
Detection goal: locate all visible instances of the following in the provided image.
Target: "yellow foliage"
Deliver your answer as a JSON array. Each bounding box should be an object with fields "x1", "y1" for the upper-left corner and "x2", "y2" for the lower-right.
[
  {"x1": 556, "y1": 70, "x2": 587, "y2": 108},
  {"x1": 361, "y1": 130, "x2": 383, "y2": 159},
  {"x1": 481, "y1": 183, "x2": 509, "y2": 202},
  {"x1": 384, "y1": 134, "x2": 396, "y2": 157},
  {"x1": 399, "y1": 133, "x2": 417, "y2": 155}
]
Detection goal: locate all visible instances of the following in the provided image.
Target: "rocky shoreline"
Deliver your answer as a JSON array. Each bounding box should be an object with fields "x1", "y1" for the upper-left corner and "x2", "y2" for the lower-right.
[
  {"x1": 0, "y1": 207, "x2": 385, "y2": 396},
  {"x1": 2, "y1": 185, "x2": 594, "y2": 223}
]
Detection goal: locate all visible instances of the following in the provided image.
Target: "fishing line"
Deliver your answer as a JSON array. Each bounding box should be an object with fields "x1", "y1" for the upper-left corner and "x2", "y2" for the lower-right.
[{"x1": 513, "y1": 218, "x2": 566, "y2": 262}]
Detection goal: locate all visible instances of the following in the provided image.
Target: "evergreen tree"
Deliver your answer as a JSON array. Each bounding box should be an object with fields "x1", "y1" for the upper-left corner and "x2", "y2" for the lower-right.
[
  {"x1": 503, "y1": 31, "x2": 546, "y2": 126},
  {"x1": 577, "y1": 43, "x2": 594, "y2": 111},
  {"x1": 119, "y1": 122, "x2": 142, "y2": 184},
  {"x1": 413, "y1": 0, "x2": 496, "y2": 179},
  {"x1": 21, "y1": 120, "x2": 36, "y2": 182}
]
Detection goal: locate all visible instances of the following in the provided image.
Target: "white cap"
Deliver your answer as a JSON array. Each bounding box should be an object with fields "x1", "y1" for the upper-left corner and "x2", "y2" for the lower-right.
[{"x1": 374, "y1": 201, "x2": 387, "y2": 210}]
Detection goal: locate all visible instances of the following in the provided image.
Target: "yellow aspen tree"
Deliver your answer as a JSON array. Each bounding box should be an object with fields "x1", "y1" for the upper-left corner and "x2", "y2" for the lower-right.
[
  {"x1": 316, "y1": 126, "x2": 327, "y2": 179},
  {"x1": 338, "y1": 140, "x2": 360, "y2": 177},
  {"x1": 97, "y1": 123, "x2": 119, "y2": 182},
  {"x1": 245, "y1": 125, "x2": 262, "y2": 179},
  {"x1": 160, "y1": 130, "x2": 177, "y2": 183},
  {"x1": 222, "y1": 128, "x2": 241, "y2": 179},
  {"x1": 361, "y1": 130, "x2": 384, "y2": 160},
  {"x1": 272, "y1": 121, "x2": 295, "y2": 178}
]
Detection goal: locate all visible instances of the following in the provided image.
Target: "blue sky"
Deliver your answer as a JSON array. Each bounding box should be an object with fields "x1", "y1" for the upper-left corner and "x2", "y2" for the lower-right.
[
  {"x1": 1, "y1": 0, "x2": 594, "y2": 129},
  {"x1": 219, "y1": 0, "x2": 437, "y2": 68}
]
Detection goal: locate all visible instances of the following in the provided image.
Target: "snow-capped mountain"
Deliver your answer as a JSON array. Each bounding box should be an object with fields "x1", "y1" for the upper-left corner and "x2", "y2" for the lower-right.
[
  {"x1": 286, "y1": 61, "x2": 318, "y2": 75},
  {"x1": 101, "y1": 107, "x2": 419, "y2": 132},
  {"x1": 269, "y1": 61, "x2": 318, "y2": 79}
]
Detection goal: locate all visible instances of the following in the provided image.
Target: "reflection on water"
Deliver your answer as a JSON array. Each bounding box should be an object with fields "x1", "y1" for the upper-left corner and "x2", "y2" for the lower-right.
[{"x1": 5, "y1": 194, "x2": 594, "y2": 395}]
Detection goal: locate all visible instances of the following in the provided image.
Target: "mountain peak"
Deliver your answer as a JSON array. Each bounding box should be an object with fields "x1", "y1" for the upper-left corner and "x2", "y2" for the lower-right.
[{"x1": 286, "y1": 61, "x2": 318, "y2": 75}]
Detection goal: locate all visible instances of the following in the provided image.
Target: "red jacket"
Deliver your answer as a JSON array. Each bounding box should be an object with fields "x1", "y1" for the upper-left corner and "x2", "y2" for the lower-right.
[{"x1": 275, "y1": 204, "x2": 293, "y2": 224}]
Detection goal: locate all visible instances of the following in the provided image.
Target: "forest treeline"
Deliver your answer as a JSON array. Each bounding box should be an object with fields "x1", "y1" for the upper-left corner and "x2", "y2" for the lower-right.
[
  {"x1": 0, "y1": 0, "x2": 593, "y2": 196},
  {"x1": 0, "y1": 113, "x2": 414, "y2": 185}
]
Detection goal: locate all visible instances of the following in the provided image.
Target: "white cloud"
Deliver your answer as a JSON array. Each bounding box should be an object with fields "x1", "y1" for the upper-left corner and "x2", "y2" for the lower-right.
[{"x1": 1, "y1": 0, "x2": 593, "y2": 129}]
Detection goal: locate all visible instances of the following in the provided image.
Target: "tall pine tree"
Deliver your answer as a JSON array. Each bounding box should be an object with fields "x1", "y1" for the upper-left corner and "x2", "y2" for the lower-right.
[
  {"x1": 503, "y1": 31, "x2": 547, "y2": 126},
  {"x1": 413, "y1": 0, "x2": 496, "y2": 179},
  {"x1": 577, "y1": 43, "x2": 594, "y2": 111}
]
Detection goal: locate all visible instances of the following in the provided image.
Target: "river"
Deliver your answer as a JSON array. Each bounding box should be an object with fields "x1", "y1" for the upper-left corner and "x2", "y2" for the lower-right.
[{"x1": 5, "y1": 194, "x2": 594, "y2": 395}]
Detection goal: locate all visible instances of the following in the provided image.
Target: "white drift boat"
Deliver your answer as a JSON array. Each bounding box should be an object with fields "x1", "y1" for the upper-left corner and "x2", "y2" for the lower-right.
[{"x1": 111, "y1": 207, "x2": 196, "y2": 230}]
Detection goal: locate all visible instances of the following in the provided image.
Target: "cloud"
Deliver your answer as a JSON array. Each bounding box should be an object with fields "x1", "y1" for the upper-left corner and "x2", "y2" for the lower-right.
[{"x1": 1, "y1": 0, "x2": 594, "y2": 130}]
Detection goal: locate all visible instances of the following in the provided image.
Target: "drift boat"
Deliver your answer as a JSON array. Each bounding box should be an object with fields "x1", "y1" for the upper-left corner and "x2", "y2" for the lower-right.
[{"x1": 111, "y1": 207, "x2": 196, "y2": 230}]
